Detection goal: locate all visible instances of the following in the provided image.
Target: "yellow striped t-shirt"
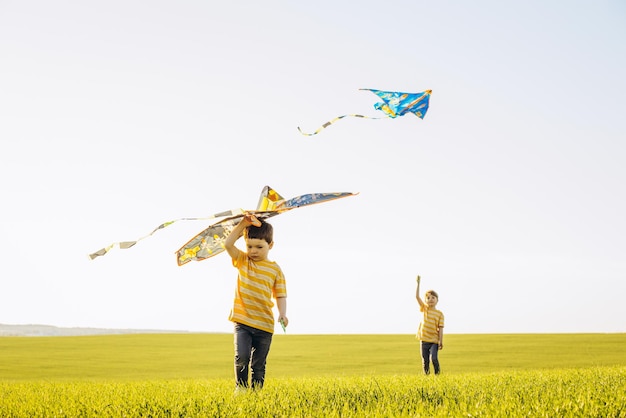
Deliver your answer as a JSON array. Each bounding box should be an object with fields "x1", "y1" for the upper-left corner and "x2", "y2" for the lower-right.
[
  {"x1": 228, "y1": 252, "x2": 287, "y2": 334},
  {"x1": 417, "y1": 306, "x2": 444, "y2": 343}
]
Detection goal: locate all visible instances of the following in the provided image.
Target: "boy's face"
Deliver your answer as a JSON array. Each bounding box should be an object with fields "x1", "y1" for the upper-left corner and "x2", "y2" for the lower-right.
[
  {"x1": 245, "y1": 238, "x2": 273, "y2": 262},
  {"x1": 425, "y1": 293, "x2": 438, "y2": 307}
]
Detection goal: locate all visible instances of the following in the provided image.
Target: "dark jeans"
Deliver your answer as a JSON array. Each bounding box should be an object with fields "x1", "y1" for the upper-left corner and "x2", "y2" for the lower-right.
[
  {"x1": 234, "y1": 323, "x2": 273, "y2": 389},
  {"x1": 421, "y1": 341, "x2": 441, "y2": 375}
]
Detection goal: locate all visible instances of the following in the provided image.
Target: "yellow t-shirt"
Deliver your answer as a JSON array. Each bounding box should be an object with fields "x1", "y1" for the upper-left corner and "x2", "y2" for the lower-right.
[
  {"x1": 417, "y1": 305, "x2": 444, "y2": 343},
  {"x1": 228, "y1": 252, "x2": 287, "y2": 334}
]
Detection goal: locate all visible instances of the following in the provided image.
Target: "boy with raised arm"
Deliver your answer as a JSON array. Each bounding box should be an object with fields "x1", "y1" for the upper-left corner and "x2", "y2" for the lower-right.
[
  {"x1": 224, "y1": 214, "x2": 288, "y2": 390},
  {"x1": 415, "y1": 275, "x2": 444, "y2": 375}
]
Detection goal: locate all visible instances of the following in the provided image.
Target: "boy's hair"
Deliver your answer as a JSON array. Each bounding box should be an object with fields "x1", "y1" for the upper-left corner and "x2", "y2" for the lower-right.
[
  {"x1": 425, "y1": 290, "x2": 439, "y2": 299},
  {"x1": 244, "y1": 220, "x2": 273, "y2": 244}
]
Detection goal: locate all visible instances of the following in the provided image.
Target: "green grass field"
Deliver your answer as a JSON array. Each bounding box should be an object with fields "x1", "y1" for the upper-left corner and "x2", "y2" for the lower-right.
[
  {"x1": 1, "y1": 333, "x2": 625, "y2": 416},
  {"x1": 1, "y1": 333, "x2": 624, "y2": 381}
]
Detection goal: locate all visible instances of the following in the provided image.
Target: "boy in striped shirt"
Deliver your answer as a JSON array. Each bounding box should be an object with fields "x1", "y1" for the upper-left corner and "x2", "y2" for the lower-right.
[
  {"x1": 415, "y1": 275, "x2": 444, "y2": 375},
  {"x1": 224, "y1": 214, "x2": 288, "y2": 390}
]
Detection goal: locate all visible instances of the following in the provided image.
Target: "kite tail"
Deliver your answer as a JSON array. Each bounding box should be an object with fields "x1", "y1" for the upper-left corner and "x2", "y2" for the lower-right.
[
  {"x1": 297, "y1": 114, "x2": 382, "y2": 136},
  {"x1": 88, "y1": 208, "x2": 245, "y2": 260}
]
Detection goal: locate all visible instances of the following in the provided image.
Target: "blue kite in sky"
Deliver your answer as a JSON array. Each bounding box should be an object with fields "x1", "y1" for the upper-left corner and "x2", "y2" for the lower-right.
[{"x1": 298, "y1": 88, "x2": 432, "y2": 136}]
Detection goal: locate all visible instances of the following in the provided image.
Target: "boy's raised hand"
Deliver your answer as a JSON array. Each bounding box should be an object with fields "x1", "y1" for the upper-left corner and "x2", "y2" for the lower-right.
[
  {"x1": 243, "y1": 212, "x2": 261, "y2": 227},
  {"x1": 415, "y1": 275, "x2": 424, "y2": 307}
]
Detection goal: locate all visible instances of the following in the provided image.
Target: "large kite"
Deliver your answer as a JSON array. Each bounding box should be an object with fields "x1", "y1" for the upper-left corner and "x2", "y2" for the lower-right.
[
  {"x1": 298, "y1": 88, "x2": 432, "y2": 136},
  {"x1": 89, "y1": 186, "x2": 357, "y2": 265}
]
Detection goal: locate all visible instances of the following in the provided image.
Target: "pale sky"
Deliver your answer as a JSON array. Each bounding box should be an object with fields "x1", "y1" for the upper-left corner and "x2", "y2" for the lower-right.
[{"x1": 1, "y1": 1, "x2": 625, "y2": 335}]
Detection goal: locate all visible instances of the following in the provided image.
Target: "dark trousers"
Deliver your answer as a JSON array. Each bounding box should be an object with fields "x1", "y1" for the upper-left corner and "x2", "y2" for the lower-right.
[
  {"x1": 421, "y1": 341, "x2": 441, "y2": 375},
  {"x1": 234, "y1": 323, "x2": 273, "y2": 388}
]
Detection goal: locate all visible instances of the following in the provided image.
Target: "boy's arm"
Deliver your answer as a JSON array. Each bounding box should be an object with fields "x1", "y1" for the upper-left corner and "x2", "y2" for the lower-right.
[
  {"x1": 438, "y1": 326, "x2": 444, "y2": 350},
  {"x1": 276, "y1": 297, "x2": 288, "y2": 327},
  {"x1": 415, "y1": 275, "x2": 425, "y2": 308},
  {"x1": 224, "y1": 216, "x2": 254, "y2": 260}
]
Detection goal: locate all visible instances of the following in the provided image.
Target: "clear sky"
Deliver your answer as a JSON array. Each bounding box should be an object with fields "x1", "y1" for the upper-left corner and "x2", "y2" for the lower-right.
[{"x1": 1, "y1": 1, "x2": 625, "y2": 334}]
